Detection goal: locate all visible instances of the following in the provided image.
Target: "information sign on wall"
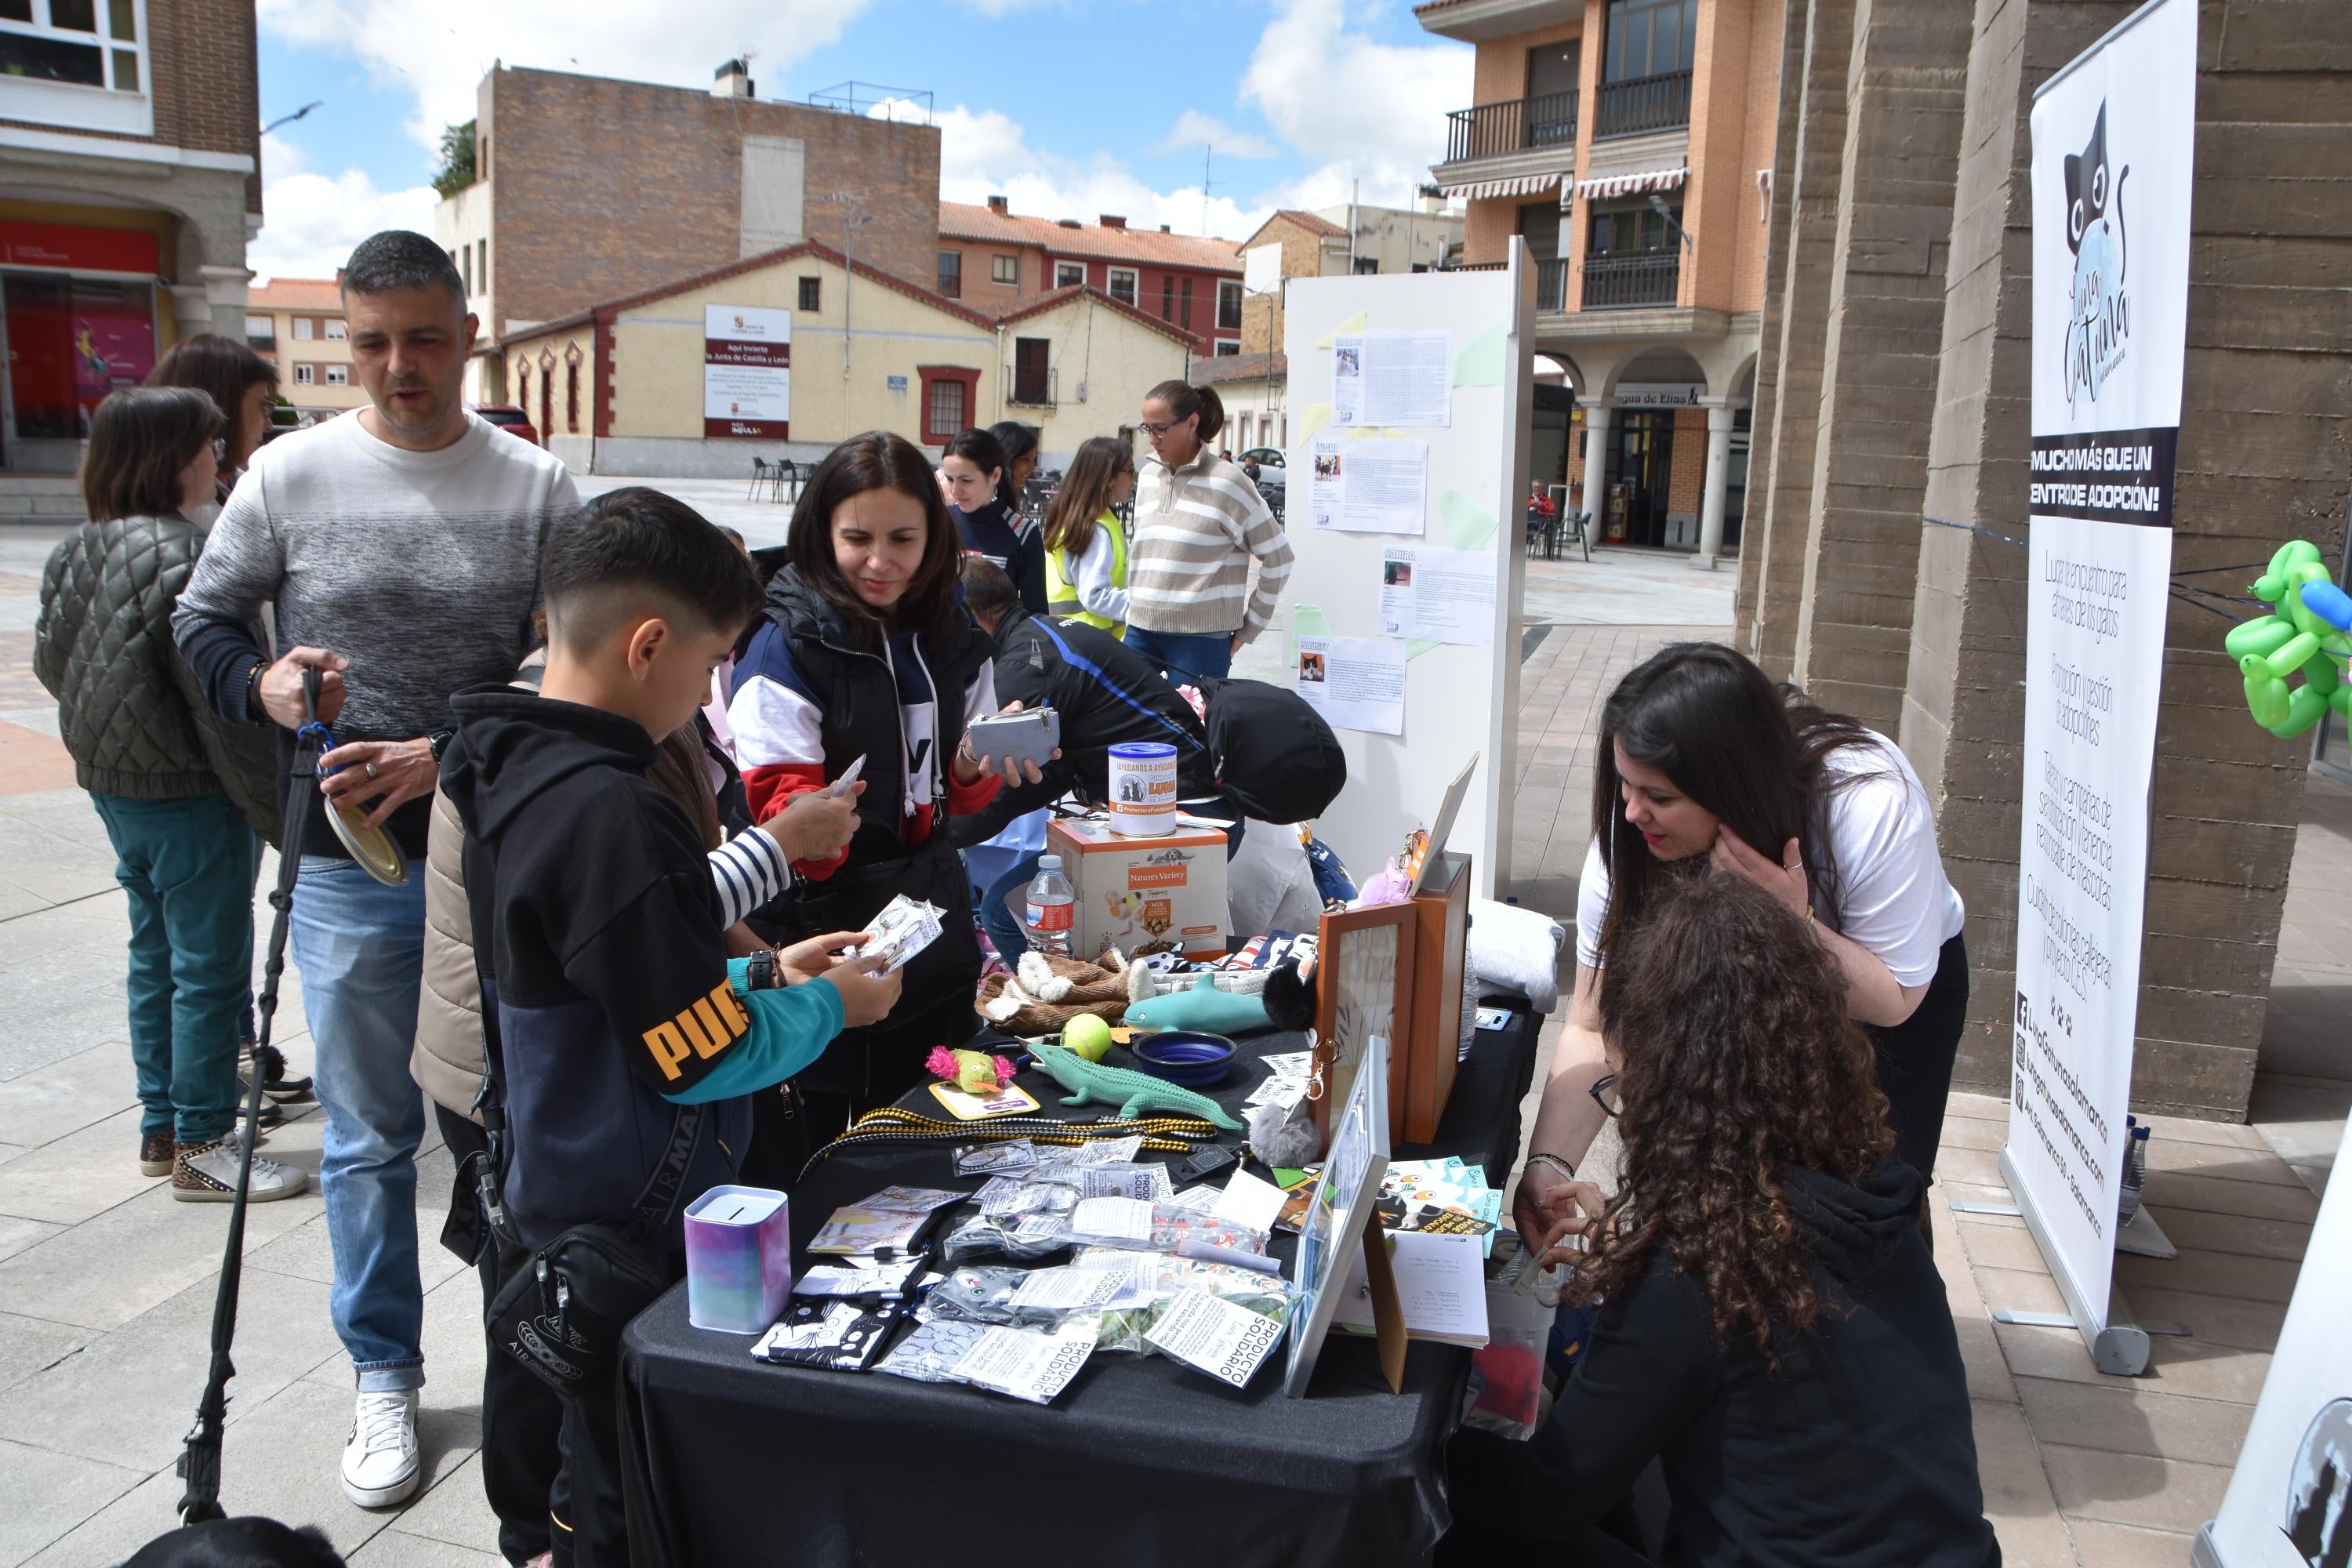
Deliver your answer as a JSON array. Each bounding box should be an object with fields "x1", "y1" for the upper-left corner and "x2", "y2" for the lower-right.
[
  {"x1": 703, "y1": 304, "x2": 790, "y2": 439},
  {"x1": 2008, "y1": 0, "x2": 2194, "y2": 1339}
]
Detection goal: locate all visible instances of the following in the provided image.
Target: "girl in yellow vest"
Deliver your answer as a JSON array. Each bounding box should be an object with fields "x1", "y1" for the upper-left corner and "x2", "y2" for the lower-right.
[{"x1": 1041, "y1": 434, "x2": 1135, "y2": 635}]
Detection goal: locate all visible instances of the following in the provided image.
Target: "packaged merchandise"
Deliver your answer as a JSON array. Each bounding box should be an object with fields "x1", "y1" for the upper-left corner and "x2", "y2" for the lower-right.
[
  {"x1": 1145, "y1": 1288, "x2": 1289, "y2": 1388},
  {"x1": 750, "y1": 1297, "x2": 906, "y2": 1370},
  {"x1": 876, "y1": 1318, "x2": 1099, "y2": 1404},
  {"x1": 793, "y1": 1253, "x2": 930, "y2": 1299},
  {"x1": 851, "y1": 895, "x2": 946, "y2": 975}
]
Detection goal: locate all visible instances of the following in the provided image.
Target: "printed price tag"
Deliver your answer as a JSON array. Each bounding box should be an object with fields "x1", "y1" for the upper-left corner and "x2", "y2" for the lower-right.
[{"x1": 953, "y1": 1321, "x2": 1099, "y2": 1403}]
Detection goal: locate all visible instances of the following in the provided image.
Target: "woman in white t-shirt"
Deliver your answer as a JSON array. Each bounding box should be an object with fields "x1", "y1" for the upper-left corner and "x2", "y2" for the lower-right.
[{"x1": 1515, "y1": 641, "x2": 1969, "y2": 1255}]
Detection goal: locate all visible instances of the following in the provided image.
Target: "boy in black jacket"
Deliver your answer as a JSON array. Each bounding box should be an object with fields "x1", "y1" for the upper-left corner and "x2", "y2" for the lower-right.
[{"x1": 441, "y1": 487, "x2": 900, "y2": 1568}]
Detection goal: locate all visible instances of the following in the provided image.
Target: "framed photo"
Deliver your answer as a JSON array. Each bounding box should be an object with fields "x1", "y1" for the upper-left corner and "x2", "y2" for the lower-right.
[
  {"x1": 1285, "y1": 1033, "x2": 1391, "y2": 1397},
  {"x1": 1312, "y1": 900, "x2": 1416, "y2": 1151}
]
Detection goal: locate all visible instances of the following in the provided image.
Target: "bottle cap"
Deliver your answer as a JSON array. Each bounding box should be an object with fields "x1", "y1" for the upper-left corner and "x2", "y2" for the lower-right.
[{"x1": 1037, "y1": 855, "x2": 1062, "y2": 871}]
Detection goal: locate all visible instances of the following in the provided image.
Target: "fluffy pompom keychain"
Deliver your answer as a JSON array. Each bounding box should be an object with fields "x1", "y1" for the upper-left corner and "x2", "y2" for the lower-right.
[
  {"x1": 1261, "y1": 953, "x2": 1318, "y2": 1033},
  {"x1": 927, "y1": 1046, "x2": 1014, "y2": 1097}
]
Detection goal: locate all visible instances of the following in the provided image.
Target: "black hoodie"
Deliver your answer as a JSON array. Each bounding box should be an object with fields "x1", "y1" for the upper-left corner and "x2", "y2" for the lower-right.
[
  {"x1": 1450, "y1": 1160, "x2": 1999, "y2": 1568},
  {"x1": 439, "y1": 687, "x2": 758, "y2": 1250}
]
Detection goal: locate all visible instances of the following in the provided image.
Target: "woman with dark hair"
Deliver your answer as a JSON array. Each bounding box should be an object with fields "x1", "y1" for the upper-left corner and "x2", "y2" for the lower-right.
[
  {"x1": 988, "y1": 419, "x2": 1041, "y2": 509},
  {"x1": 1040, "y1": 434, "x2": 1136, "y2": 634},
  {"x1": 1513, "y1": 642, "x2": 1969, "y2": 1256},
  {"x1": 33, "y1": 388, "x2": 304, "y2": 1204},
  {"x1": 147, "y1": 333, "x2": 279, "y2": 503},
  {"x1": 1124, "y1": 379, "x2": 1292, "y2": 681},
  {"x1": 728, "y1": 430, "x2": 1049, "y2": 1121},
  {"x1": 1446, "y1": 875, "x2": 1996, "y2": 1568},
  {"x1": 941, "y1": 426, "x2": 1048, "y2": 614}
]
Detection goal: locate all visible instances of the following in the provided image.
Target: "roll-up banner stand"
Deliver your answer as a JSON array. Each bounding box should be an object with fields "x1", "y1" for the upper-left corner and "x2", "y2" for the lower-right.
[{"x1": 1998, "y1": 0, "x2": 2194, "y2": 1379}]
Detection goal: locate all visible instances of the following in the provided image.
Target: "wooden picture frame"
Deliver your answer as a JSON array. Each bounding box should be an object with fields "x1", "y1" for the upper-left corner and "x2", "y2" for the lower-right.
[
  {"x1": 1311, "y1": 900, "x2": 1416, "y2": 1153},
  {"x1": 1400, "y1": 851, "x2": 1472, "y2": 1144}
]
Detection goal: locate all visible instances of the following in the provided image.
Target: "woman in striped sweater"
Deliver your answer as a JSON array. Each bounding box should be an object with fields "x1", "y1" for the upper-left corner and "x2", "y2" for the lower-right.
[{"x1": 1123, "y1": 379, "x2": 1294, "y2": 681}]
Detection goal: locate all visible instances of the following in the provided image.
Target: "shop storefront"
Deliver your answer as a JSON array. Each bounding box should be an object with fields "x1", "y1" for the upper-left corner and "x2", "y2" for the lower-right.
[{"x1": 0, "y1": 218, "x2": 163, "y2": 471}]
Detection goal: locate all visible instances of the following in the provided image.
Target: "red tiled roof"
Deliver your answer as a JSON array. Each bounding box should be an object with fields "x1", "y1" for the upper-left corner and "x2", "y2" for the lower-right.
[
  {"x1": 250, "y1": 278, "x2": 343, "y2": 312},
  {"x1": 940, "y1": 202, "x2": 1241, "y2": 274},
  {"x1": 495, "y1": 240, "x2": 996, "y2": 347},
  {"x1": 985, "y1": 283, "x2": 1199, "y2": 347},
  {"x1": 1412, "y1": 0, "x2": 1475, "y2": 13},
  {"x1": 1191, "y1": 350, "x2": 1286, "y2": 387}
]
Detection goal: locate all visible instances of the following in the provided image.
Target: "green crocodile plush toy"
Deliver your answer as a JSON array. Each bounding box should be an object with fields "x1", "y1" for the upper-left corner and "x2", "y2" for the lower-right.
[{"x1": 1027, "y1": 1041, "x2": 1243, "y2": 1131}]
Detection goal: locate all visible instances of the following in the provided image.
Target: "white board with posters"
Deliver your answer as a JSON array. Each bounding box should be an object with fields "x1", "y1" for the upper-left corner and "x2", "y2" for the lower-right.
[
  {"x1": 2004, "y1": 0, "x2": 2193, "y2": 1374},
  {"x1": 1279, "y1": 253, "x2": 1531, "y2": 897},
  {"x1": 2195, "y1": 1120, "x2": 2352, "y2": 1568}
]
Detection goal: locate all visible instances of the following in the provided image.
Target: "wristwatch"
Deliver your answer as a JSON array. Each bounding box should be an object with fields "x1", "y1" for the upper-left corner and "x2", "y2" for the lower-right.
[
  {"x1": 427, "y1": 728, "x2": 457, "y2": 766},
  {"x1": 744, "y1": 949, "x2": 782, "y2": 991}
]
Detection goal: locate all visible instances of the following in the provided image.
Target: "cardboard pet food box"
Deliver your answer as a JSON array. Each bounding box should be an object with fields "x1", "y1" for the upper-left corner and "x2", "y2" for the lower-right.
[{"x1": 1045, "y1": 816, "x2": 1229, "y2": 960}]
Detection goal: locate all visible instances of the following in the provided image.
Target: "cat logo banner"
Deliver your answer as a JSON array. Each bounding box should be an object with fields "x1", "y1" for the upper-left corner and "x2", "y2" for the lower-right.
[{"x1": 2006, "y1": 0, "x2": 2193, "y2": 1369}]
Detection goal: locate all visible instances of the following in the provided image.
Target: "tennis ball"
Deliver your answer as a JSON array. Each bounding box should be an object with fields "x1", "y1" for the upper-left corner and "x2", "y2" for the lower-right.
[{"x1": 1064, "y1": 1014, "x2": 1114, "y2": 1062}]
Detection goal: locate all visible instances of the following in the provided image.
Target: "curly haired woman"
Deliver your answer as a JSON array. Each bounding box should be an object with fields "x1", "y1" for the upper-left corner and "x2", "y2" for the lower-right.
[{"x1": 1445, "y1": 875, "x2": 1997, "y2": 1568}]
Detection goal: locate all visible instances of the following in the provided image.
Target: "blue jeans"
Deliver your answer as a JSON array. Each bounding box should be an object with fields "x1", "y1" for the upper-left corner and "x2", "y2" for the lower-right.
[
  {"x1": 90, "y1": 793, "x2": 256, "y2": 1146},
  {"x1": 981, "y1": 851, "x2": 1045, "y2": 964},
  {"x1": 289, "y1": 855, "x2": 428, "y2": 1392},
  {"x1": 1122, "y1": 626, "x2": 1232, "y2": 683}
]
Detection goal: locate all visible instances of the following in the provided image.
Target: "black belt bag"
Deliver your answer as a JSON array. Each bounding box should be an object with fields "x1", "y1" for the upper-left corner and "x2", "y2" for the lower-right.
[{"x1": 484, "y1": 1102, "x2": 702, "y2": 1400}]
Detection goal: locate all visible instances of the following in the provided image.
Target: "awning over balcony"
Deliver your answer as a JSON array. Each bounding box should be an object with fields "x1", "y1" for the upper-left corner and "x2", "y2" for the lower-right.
[
  {"x1": 1439, "y1": 172, "x2": 1562, "y2": 201},
  {"x1": 1575, "y1": 165, "x2": 1688, "y2": 201}
]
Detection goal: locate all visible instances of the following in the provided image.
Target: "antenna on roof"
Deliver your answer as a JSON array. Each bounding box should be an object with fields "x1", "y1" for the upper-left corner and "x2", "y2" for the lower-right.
[{"x1": 1202, "y1": 143, "x2": 1213, "y2": 237}]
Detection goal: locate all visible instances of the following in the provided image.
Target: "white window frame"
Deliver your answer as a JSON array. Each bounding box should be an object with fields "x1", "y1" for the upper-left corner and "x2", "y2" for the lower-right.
[
  {"x1": 324, "y1": 318, "x2": 347, "y2": 341},
  {"x1": 242, "y1": 314, "x2": 271, "y2": 340},
  {"x1": 292, "y1": 317, "x2": 315, "y2": 341},
  {"x1": 323, "y1": 365, "x2": 349, "y2": 387},
  {"x1": 1107, "y1": 267, "x2": 1138, "y2": 307},
  {"x1": 1054, "y1": 260, "x2": 1083, "y2": 289},
  {"x1": 990, "y1": 252, "x2": 1019, "y2": 286},
  {"x1": 1213, "y1": 339, "x2": 1242, "y2": 357},
  {"x1": 0, "y1": 0, "x2": 152, "y2": 136},
  {"x1": 292, "y1": 364, "x2": 315, "y2": 387},
  {"x1": 1218, "y1": 278, "x2": 1243, "y2": 331}
]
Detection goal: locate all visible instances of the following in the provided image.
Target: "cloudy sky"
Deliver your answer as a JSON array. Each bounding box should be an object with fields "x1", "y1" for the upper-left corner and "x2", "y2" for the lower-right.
[{"x1": 249, "y1": 0, "x2": 1472, "y2": 282}]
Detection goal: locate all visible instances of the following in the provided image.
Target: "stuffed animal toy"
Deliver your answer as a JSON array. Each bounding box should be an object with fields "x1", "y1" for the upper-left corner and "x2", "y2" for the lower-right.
[
  {"x1": 927, "y1": 1047, "x2": 1014, "y2": 1097},
  {"x1": 1123, "y1": 956, "x2": 1319, "y2": 1035},
  {"x1": 978, "y1": 949, "x2": 1132, "y2": 1035}
]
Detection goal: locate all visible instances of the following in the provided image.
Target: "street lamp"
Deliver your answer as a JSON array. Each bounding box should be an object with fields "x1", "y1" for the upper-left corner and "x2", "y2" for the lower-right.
[{"x1": 1647, "y1": 193, "x2": 1695, "y2": 253}]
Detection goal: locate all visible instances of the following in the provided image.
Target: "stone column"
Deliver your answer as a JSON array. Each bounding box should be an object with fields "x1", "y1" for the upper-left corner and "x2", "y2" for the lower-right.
[
  {"x1": 1577, "y1": 400, "x2": 1613, "y2": 525},
  {"x1": 1690, "y1": 400, "x2": 1737, "y2": 569}
]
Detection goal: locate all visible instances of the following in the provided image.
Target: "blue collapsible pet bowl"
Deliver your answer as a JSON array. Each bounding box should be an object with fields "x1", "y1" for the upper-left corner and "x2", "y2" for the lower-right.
[{"x1": 1131, "y1": 1031, "x2": 1237, "y2": 1088}]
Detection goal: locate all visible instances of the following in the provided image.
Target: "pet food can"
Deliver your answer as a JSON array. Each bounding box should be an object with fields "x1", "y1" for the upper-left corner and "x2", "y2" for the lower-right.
[{"x1": 1105, "y1": 741, "x2": 1178, "y2": 836}]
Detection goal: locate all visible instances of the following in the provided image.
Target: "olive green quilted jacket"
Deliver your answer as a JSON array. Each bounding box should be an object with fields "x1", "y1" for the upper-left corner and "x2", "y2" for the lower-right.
[{"x1": 34, "y1": 512, "x2": 280, "y2": 845}]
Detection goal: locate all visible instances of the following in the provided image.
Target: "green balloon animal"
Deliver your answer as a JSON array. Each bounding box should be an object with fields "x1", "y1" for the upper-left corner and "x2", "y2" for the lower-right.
[{"x1": 2225, "y1": 540, "x2": 2352, "y2": 739}]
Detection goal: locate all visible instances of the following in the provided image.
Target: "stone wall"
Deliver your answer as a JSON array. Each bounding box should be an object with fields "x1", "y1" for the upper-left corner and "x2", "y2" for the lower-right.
[{"x1": 1740, "y1": 0, "x2": 2352, "y2": 1119}]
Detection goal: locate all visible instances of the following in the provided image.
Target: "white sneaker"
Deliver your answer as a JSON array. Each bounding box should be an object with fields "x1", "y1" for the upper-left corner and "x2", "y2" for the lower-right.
[
  {"x1": 171, "y1": 1130, "x2": 309, "y2": 1203},
  {"x1": 342, "y1": 1388, "x2": 421, "y2": 1508}
]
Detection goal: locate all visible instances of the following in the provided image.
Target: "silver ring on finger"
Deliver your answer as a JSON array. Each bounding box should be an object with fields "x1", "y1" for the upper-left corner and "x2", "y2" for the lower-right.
[{"x1": 364, "y1": 761, "x2": 379, "y2": 781}]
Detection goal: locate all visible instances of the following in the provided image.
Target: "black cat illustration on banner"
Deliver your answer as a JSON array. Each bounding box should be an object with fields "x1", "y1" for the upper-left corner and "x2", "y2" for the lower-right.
[{"x1": 2062, "y1": 103, "x2": 2132, "y2": 412}]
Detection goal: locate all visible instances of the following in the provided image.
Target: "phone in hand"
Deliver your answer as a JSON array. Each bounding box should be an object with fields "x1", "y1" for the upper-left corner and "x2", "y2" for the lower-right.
[{"x1": 964, "y1": 706, "x2": 1060, "y2": 768}]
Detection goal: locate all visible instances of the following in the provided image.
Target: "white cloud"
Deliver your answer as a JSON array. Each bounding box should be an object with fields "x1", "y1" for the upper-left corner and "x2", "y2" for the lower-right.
[
  {"x1": 249, "y1": 132, "x2": 437, "y2": 284},
  {"x1": 255, "y1": 0, "x2": 877, "y2": 150},
  {"x1": 1159, "y1": 111, "x2": 1279, "y2": 161},
  {"x1": 924, "y1": 102, "x2": 1272, "y2": 241},
  {"x1": 1242, "y1": 0, "x2": 1469, "y2": 201}
]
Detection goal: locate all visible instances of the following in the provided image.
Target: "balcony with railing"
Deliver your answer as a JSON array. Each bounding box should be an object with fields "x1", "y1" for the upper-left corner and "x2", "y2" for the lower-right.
[
  {"x1": 1592, "y1": 70, "x2": 1692, "y2": 139},
  {"x1": 1581, "y1": 252, "x2": 1681, "y2": 310},
  {"x1": 1441, "y1": 89, "x2": 1579, "y2": 165},
  {"x1": 1008, "y1": 365, "x2": 1058, "y2": 408}
]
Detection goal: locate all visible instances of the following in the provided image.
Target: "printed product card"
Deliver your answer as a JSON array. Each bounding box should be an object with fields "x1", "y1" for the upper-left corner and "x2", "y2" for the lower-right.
[
  {"x1": 807, "y1": 1207, "x2": 929, "y2": 1257},
  {"x1": 1211, "y1": 1168, "x2": 1290, "y2": 1236},
  {"x1": 794, "y1": 1254, "x2": 930, "y2": 1298},
  {"x1": 1145, "y1": 1287, "x2": 1289, "y2": 1389},
  {"x1": 1079, "y1": 1163, "x2": 1175, "y2": 1203},
  {"x1": 851, "y1": 895, "x2": 944, "y2": 976},
  {"x1": 1070, "y1": 1196, "x2": 1155, "y2": 1247},
  {"x1": 928, "y1": 1080, "x2": 1044, "y2": 1120},
  {"x1": 1259, "y1": 1051, "x2": 1315, "y2": 1080},
  {"x1": 1009, "y1": 1265, "x2": 1128, "y2": 1313},
  {"x1": 1034, "y1": 1136, "x2": 1143, "y2": 1171},
  {"x1": 863, "y1": 1186, "x2": 967, "y2": 1215},
  {"x1": 1072, "y1": 1249, "x2": 1164, "y2": 1308},
  {"x1": 956, "y1": 1140, "x2": 1039, "y2": 1176},
  {"x1": 953, "y1": 1319, "x2": 1099, "y2": 1403}
]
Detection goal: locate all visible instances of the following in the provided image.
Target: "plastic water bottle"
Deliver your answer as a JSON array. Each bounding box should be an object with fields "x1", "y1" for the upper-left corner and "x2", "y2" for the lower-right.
[
  {"x1": 1023, "y1": 855, "x2": 1076, "y2": 956},
  {"x1": 2118, "y1": 1118, "x2": 2150, "y2": 1224}
]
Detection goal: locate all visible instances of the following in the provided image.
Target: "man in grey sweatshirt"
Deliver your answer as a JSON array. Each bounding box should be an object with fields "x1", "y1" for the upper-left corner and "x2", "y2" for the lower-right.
[{"x1": 174, "y1": 230, "x2": 578, "y2": 1513}]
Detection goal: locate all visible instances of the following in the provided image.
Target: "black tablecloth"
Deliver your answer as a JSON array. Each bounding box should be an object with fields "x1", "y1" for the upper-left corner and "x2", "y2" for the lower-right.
[{"x1": 618, "y1": 1001, "x2": 1542, "y2": 1568}]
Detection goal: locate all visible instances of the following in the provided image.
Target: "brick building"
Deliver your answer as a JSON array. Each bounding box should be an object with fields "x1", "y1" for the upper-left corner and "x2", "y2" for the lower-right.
[
  {"x1": 434, "y1": 60, "x2": 941, "y2": 397},
  {"x1": 937, "y1": 198, "x2": 1243, "y2": 358},
  {"x1": 245, "y1": 278, "x2": 368, "y2": 416},
  {"x1": 1234, "y1": 202, "x2": 1465, "y2": 357},
  {"x1": 1421, "y1": 0, "x2": 1780, "y2": 564},
  {"x1": 0, "y1": 0, "x2": 258, "y2": 474},
  {"x1": 1737, "y1": 0, "x2": 2352, "y2": 1120}
]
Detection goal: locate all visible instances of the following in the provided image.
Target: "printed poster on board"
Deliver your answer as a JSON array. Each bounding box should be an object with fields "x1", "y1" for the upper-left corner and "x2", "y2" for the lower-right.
[
  {"x1": 704, "y1": 304, "x2": 791, "y2": 439},
  {"x1": 2009, "y1": 0, "x2": 2193, "y2": 1330}
]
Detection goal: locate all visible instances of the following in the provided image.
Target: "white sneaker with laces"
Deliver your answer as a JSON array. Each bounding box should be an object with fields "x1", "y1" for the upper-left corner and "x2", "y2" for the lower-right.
[
  {"x1": 343, "y1": 1388, "x2": 421, "y2": 1508},
  {"x1": 171, "y1": 1127, "x2": 308, "y2": 1203}
]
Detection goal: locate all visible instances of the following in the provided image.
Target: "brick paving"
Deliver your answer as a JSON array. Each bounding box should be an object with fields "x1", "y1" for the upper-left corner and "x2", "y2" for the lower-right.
[{"x1": 0, "y1": 521, "x2": 2340, "y2": 1564}]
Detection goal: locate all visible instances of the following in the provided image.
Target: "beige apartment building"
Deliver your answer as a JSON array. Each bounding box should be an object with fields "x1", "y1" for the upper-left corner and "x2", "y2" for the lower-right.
[
  {"x1": 245, "y1": 278, "x2": 367, "y2": 414},
  {"x1": 1421, "y1": 0, "x2": 1780, "y2": 564}
]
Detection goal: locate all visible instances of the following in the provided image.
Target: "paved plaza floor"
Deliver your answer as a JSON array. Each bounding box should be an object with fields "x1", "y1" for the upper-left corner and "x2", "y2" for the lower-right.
[{"x1": 0, "y1": 516, "x2": 2342, "y2": 1564}]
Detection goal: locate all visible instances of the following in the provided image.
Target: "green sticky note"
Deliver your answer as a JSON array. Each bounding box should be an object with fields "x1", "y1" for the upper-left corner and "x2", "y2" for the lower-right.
[
  {"x1": 1293, "y1": 604, "x2": 1332, "y2": 637},
  {"x1": 1407, "y1": 639, "x2": 1440, "y2": 659},
  {"x1": 1454, "y1": 321, "x2": 1506, "y2": 387},
  {"x1": 1439, "y1": 488, "x2": 1498, "y2": 551},
  {"x1": 1274, "y1": 1168, "x2": 1308, "y2": 1190}
]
